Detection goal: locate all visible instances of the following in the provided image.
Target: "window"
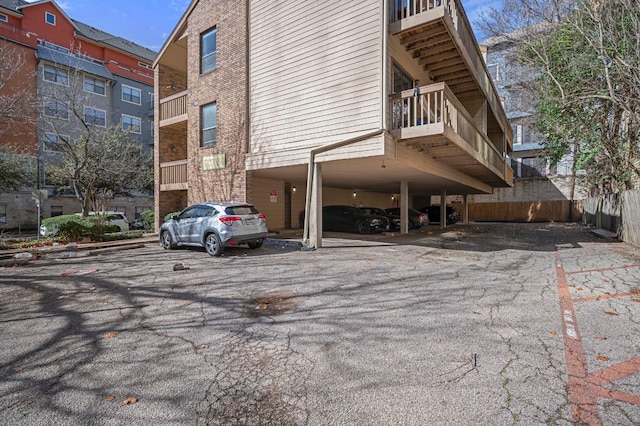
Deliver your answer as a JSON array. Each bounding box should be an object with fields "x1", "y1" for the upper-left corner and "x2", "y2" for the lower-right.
[
  {"x1": 0, "y1": 14, "x2": 8, "y2": 23},
  {"x1": 515, "y1": 124, "x2": 523, "y2": 145},
  {"x1": 488, "y1": 63, "x2": 499, "y2": 81},
  {"x1": 122, "y1": 114, "x2": 141, "y2": 134},
  {"x1": 201, "y1": 28, "x2": 217, "y2": 73},
  {"x1": 43, "y1": 133, "x2": 67, "y2": 151},
  {"x1": 45, "y1": 11, "x2": 56, "y2": 25},
  {"x1": 122, "y1": 85, "x2": 141, "y2": 104},
  {"x1": 201, "y1": 102, "x2": 217, "y2": 147},
  {"x1": 84, "y1": 107, "x2": 106, "y2": 126},
  {"x1": 0, "y1": 205, "x2": 6, "y2": 223},
  {"x1": 50, "y1": 206, "x2": 63, "y2": 217},
  {"x1": 84, "y1": 76, "x2": 105, "y2": 95},
  {"x1": 138, "y1": 61, "x2": 152, "y2": 70},
  {"x1": 44, "y1": 98, "x2": 69, "y2": 119},
  {"x1": 43, "y1": 64, "x2": 68, "y2": 85},
  {"x1": 392, "y1": 64, "x2": 414, "y2": 93}
]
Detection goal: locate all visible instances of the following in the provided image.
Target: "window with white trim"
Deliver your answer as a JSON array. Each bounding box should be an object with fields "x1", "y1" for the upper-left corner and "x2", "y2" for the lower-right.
[
  {"x1": 201, "y1": 27, "x2": 217, "y2": 73},
  {"x1": 43, "y1": 133, "x2": 67, "y2": 151},
  {"x1": 122, "y1": 85, "x2": 141, "y2": 104},
  {"x1": 44, "y1": 98, "x2": 69, "y2": 119},
  {"x1": 488, "y1": 63, "x2": 499, "y2": 81},
  {"x1": 515, "y1": 125, "x2": 523, "y2": 145},
  {"x1": 44, "y1": 64, "x2": 68, "y2": 85},
  {"x1": 122, "y1": 114, "x2": 141, "y2": 134},
  {"x1": 0, "y1": 13, "x2": 8, "y2": 23},
  {"x1": 84, "y1": 107, "x2": 106, "y2": 127},
  {"x1": 201, "y1": 102, "x2": 217, "y2": 147},
  {"x1": 84, "y1": 76, "x2": 106, "y2": 95},
  {"x1": 45, "y1": 11, "x2": 56, "y2": 25}
]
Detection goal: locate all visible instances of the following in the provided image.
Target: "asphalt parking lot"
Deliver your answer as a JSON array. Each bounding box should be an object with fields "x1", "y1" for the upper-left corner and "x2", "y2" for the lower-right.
[{"x1": 1, "y1": 223, "x2": 639, "y2": 425}]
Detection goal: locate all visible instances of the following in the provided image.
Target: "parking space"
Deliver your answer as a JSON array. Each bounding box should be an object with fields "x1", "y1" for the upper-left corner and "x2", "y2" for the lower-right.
[{"x1": 1, "y1": 223, "x2": 639, "y2": 425}]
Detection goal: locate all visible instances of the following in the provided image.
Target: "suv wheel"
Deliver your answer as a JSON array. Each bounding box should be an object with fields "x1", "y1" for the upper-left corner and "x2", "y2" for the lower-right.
[
  {"x1": 160, "y1": 231, "x2": 173, "y2": 250},
  {"x1": 248, "y1": 240, "x2": 263, "y2": 249},
  {"x1": 205, "y1": 233, "x2": 223, "y2": 257}
]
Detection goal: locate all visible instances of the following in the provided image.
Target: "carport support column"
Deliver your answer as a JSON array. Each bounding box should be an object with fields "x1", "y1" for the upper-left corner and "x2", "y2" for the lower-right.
[
  {"x1": 462, "y1": 194, "x2": 469, "y2": 223},
  {"x1": 309, "y1": 162, "x2": 323, "y2": 248},
  {"x1": 440, "y1": 189, "x2": 447, "y2": 229},
  {"x1": 400, "y1": 181, "x2": 409, "y2": 234}
]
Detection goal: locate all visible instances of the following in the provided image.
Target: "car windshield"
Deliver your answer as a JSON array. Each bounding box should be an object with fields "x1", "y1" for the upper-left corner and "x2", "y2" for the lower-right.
[{"x1": 225, "y1": 205, "x2": 259, "y2": 215}]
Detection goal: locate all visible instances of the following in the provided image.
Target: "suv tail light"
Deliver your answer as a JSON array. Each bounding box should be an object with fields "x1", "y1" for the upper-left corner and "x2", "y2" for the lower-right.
[
  {"x1": 220, "y1": 216, "x2": 242, "y2": 225},
  {"x1": 258, "y1": 213, "x2": 266, "y2": 220}
]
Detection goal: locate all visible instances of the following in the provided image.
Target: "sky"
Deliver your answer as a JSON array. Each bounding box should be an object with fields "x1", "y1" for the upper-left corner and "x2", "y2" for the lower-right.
[{"x1": 42, "y1": 0, "x2": 494, "y2": 53}]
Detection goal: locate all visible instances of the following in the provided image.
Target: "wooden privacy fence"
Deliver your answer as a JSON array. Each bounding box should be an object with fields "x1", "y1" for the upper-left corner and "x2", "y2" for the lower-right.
[{"x1": 469, "y1": 200, "x2": 583, "y2": 222}]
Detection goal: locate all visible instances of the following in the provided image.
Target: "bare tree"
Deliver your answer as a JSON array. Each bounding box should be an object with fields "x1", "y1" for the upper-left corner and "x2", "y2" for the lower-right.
[
  {"x1": 0, "y1": 43, "x2": 36, "y2": 141},
  {"x1": 477, "y1": 0, "x2": 640, "y2": 194}
]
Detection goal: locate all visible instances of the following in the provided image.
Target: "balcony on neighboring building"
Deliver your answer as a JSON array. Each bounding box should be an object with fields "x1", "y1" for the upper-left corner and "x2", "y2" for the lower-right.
[
  {"x1": 159, "y1": 90, "x2": 188, "y2": 127},
  {"x1": 159, "y1": 159, "x2": 187, "y2": 191},
  {"x1": 0, "y1": 21, "x2": 36, "y2": 47},
  {"x1": 390, "y1": 82, "x2": 513, "y2": 187}
]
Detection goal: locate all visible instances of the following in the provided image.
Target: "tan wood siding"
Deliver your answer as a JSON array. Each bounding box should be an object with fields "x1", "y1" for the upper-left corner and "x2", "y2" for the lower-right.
[{"x1": 249, "y1": 0, "x2": 384, "y2": 167}]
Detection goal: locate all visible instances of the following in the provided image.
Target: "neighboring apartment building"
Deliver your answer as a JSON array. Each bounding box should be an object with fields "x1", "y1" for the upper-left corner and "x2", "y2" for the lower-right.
[
  {"x1": 154, "y1": 0, "x2": 514, "y2": 247},
  {"x1": 0, "y1": 0, "x2": 156, "y2": 229}
]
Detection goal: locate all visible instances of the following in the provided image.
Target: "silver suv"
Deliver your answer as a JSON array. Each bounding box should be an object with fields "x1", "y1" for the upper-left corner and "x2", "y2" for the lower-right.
[{"x1": 159, "y1": 202, "x2": 268, "y2": 256}]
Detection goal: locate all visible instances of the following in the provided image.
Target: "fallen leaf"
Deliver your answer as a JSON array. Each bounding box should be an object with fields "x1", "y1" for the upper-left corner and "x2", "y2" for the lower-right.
[
  {"x1": 576, "y1": 287, "x2": 583, "y2": 291},
  {"x1": 603, "y1": 279, "x2": 610, "y2": 283},
  {"x1": 89, "y1": 286, "x2": 97, "y2": 291},
  {"x1": 596, "y1": 336, "x2": 607, "y2": 340},
  {"x1": 632, "y1": 298, "x2": 640, "y2": 303},
  {"x1": 123, "y1": 397, "x2": 138, "y2": 405},
  {"x1": 604, "y1": 311, "x2": 619, "y2": 316},
  {"x1": 550, "y1": 331, "x2": 557, "y2": 336},
  {"x1": 200, "y1": 344, "x2": 209, "y2": 349},
  {"x1": 106, "y1": 395, "x2": 116, "y2": 401},
  {"x1": 11, "y1": 365, "x2": 25, "y2": 373},
  {"x1": 183, "y1": 301, "x2": 192, "y2": 306},
  {"x1": 105, "y1": 332, "x2": 118, "y2": 339},
  {"x1": 597, "y1": 355, "x2": 608, "y2": 362}
]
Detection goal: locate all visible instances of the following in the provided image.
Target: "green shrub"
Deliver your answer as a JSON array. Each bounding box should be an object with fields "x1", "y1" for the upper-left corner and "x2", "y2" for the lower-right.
[
  {"x1": 141, "y1": 209, "x2": 154, "y2": 229},
  {"x1": 41, "y1": 214, "x2": 115, "y2": 241}
]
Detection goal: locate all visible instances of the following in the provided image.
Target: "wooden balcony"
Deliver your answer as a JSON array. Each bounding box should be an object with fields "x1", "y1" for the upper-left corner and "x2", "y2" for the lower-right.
[
  {"x1": 160, "y1": 159, "x2": 188, "y2": 191},
  {"x1": 389, "y1": 0, "x2": 511, "y2": 147},
  {"x1": 159, "y1": 90, "x2": 188, "y2": 127},
  {"x1": 390, "y1": 83, "x2": 513, "y2": 187}
]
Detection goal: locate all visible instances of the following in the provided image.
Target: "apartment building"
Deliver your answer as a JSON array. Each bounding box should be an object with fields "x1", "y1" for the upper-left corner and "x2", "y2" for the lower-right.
[
  {"x1": 155, "y1": 0, "x2": 513, "y2": 247},
  {"x1": 0, "y1": 0, "x2": 155, "y2": 228}
]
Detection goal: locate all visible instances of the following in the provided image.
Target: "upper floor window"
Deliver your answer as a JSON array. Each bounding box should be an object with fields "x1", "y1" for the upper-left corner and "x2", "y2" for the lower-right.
[
  {"x1": 84, "y1": 76, "x2": 106, "y2": 95},
  {"x1": 515, "y1": 124, "x2": 523, "y2": 145},
  {"x1": 45, "y1": 12, "x2": 56, "y2": 25},
  {"x1": 44, "y1": 64, "x2": 68, "y2": 85},
  {"x1": 488, "y1": 63, "x2": 500, "y2": 81},
  {"x1": 201, "y1": 28, "x2": 217, "y2": 74},
  {"x1": 201, "y1": 102, "x2": 217, "y2": 147},
  {"x1": 0, "y1": 13, "x2": 8, "y2": 23},
  {"x1": 122, "y1": 85, "x2": 141, "y2": 104},
  {"x1": 392, "y1": 64, "x2": 413, "y2": 93},
  {"x1": 84, "y1": 107, "x2": 106, "y2": 127},
  {"x1": 122, "y1": 114, "x2": 141, "y2": 134},
  {"x1": 44, "y1": 98, "x2": 69, "y2": 119}
]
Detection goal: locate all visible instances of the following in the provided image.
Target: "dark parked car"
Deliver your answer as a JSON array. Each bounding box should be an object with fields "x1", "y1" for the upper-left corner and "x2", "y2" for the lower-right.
[
  {"x1": 384, "y1": 208, "x2": 429, "y2": 229},
  {"x1": 420, "y1": 205, "x2": 461, "y2": 225},
  {"x1": 323, "y1": 205, "x2": 389, "y2": 234},
  {"x1": 160, "y1": 202, "x2": 268, "y2": 256},
  {"x1": 360, "y1": 207, "x2": 401, "y2": 231}
]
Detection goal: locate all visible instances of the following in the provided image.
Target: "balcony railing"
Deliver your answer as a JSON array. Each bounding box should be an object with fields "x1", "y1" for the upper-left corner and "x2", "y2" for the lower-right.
[
  {"x1": 390, "y1": 82, "x2": 508, "y2": 180},
  {"x1": 0, "y1": 21, "x2": 36, "y2": 46},
  {"x1": 159, "y1": 90, "x2": 188, "y2": 125},
  {"x1": 160, "y1": 159, "x2": 187, "y2": 191},
  {"x1": 390, "y1": 0, "x2": 442, "y2": 22}
]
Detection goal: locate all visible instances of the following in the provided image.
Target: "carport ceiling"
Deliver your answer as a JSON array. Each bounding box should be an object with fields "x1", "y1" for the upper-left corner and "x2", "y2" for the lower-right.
[{"x1": 252, "y1": 157, "x2": 489, "y2": 196}]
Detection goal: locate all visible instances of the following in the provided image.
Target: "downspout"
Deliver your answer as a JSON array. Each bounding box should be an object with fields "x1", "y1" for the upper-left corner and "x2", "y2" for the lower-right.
[
  {"x1": 302, "y1": 129, "x2": 385, "y2": 248},
  {"x1": 302, "y1": 2, "x2": 389, "y2": 248}
]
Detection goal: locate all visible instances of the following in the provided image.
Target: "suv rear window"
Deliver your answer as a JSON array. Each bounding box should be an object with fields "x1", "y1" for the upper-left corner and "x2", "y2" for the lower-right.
[{"x1": 225, "y1": 205, "x2": 259, "y2": 215}]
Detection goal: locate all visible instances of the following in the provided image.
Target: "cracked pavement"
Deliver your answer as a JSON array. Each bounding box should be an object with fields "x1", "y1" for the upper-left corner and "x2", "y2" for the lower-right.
[{"x1": 1, "y1": 223, "x2": 639, "y2": 425}]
